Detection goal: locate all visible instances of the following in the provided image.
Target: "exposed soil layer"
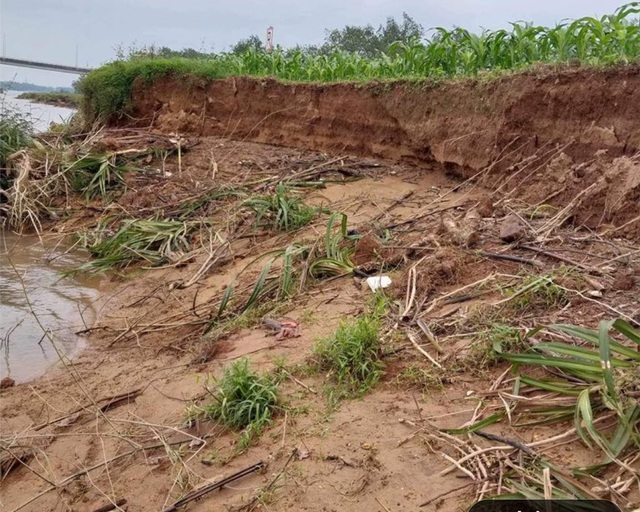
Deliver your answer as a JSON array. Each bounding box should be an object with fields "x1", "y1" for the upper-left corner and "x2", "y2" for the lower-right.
[{"x1": 130, "y1": 66, "x2": 640, "y2": 234}]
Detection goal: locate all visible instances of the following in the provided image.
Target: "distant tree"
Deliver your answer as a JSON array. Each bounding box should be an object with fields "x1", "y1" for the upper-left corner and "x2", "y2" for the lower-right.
[
  {"x1": 230, "y1": 35, "x2": 265, "y2": 54},
  {"x1": 322, "y1": 13, "x2": 424, "y2": 57}
]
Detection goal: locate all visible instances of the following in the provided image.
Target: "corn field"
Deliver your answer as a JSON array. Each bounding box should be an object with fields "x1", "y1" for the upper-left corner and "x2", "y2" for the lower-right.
[
  {"x1": 79, "y1": 3, "x2": 640, "y2": 121},
  {"x1": 229, "y1": 2, "x2": 640, "y2": 80}
]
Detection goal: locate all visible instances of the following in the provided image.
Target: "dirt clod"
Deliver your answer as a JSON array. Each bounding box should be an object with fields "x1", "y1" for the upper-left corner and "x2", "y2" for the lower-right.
[
  {"x1": 0, "y1": 377, "x2": 15, "y2": 389},
  {"x1": 499, "y1": 214, "x2": 527, "y2": 242},
  {"x1": 612, "y1": 273, "x2": 636, "y2": 291}
]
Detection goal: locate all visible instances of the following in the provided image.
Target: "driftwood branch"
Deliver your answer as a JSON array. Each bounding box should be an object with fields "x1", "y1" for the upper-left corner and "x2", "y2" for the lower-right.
[
  {"x1": 34, "y1": 388, "x2": 143, "y2": 431},
  {"x1": 161, "y1": 461, "x2": 265, "y2": 512}
]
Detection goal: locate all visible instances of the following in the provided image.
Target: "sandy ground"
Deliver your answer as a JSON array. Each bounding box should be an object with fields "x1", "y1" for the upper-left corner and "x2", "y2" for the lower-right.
[{"x1": 1, "y1": 132, "x2": 639, "y2": 512}]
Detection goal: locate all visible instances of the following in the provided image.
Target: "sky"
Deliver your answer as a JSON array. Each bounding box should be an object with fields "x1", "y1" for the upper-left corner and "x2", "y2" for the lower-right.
[{"x1": 0, "y1": 0, "x2": 629, "y2": 88}]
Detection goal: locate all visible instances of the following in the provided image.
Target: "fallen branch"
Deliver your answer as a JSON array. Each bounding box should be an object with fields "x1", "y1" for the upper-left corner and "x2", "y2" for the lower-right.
[
  {"x1": 477, "y1": 250, "x2": 543, "y2": 268},
  {"x1": 34, "y1": 388, "x2": 143, "y2": 431},
  {"x1": 407, "y1": 332, "x2": 442, "y2": 369},
  {"x1": 520, "y1": 244, "x2": 601, "y2": 274},
  {"x1": 162, "y1": 461, "x2": 265, "y2": 512},
  {"x1": 91, "y1": 498, "x2": 127, "y2": 512}
]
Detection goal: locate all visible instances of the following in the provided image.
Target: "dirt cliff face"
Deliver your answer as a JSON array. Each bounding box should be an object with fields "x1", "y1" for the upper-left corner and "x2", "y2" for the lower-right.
[{"x1": 129, "y1": 66, "x2": 640, "y2": 235}]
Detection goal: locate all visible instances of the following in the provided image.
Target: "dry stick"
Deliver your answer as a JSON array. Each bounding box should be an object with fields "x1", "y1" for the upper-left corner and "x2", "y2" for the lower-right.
[
  {"x1": 476, "y1": 250, "x2": 543, "y2": 268},
  {"x1": 420, "y1": 274, "x2": 498, "y2": 318},
  {"x1": 369, "y1": 190, "x2": 415, "y2": 225},
  {"x1": 162, "y1": 461, "x2": 266, "y2": 512},
  {"x1": 91, "y1": 499, "x2": 127, "y2": 512},
  {"x1": 33, "y1": 389, "x2": 143, "y2": 431},
  {"x1": 519, "y1": 244, "x2": 601, "y2": 274},
  {"x1": 10, "y1": 438, "x2": 199, "y2": 512},
  {"x1": 281, "y1": 369, "x2": 317, "y2": 394},
  {"x1": 602, "y1": 213, "x2": 640, "y2": 235},
  {"x1": 416, "y1": 318, "x2": 444, "y2": 354},
  {"x1": 407, "y1": 332, "x2": 442, "y2": 369},
  {"x1": 558, "y1": 285, "x2": 639, "y2": 325},
  {"x1": 376, "y1": 497, "x2": 393, "y2": 512},
  {"x1": 419, "y1": 480, "x2": 486, "y2": 507},
  {"x1": 537, "y1": 182, "x2": 599, "y2": 239},
  {"x1": 174, "y1": 240, "x2": 229, "y2": 290},
  {"x1": 473, "y1": 431, "x2": 535, "y2": 456},
  {"x1": 242, "y1": 449, "x2": 298, "y2": 512}
]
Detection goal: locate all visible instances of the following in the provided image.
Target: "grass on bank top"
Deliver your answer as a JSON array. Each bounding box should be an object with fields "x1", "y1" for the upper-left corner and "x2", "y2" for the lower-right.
[{"x1": 78, "y1": 3, "x2": 640, "y2": 122}]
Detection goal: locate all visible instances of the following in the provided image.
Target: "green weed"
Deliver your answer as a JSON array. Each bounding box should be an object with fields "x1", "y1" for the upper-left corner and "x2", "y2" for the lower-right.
[
  {"x1": 470, "y1": 323, "x2": 528, "y2": 369},
  {"x1": 502, "y1": 274, "x2": 568, "y2": 312},
  {"x1": 75, "y1": 218, "x2": 204, "y2": 272},
  {"x1": 394, "y1": 363, "x2": 444, "y2": 391},
  {"x1": 201, "y1": 358, "x2": 280, "y2": 449},
  {"x1": 312, "y1": 306, "x2": 383, "y2": 400},
  {"x1": 0, "y1": 99, "x2": 32, "y2": 169}
]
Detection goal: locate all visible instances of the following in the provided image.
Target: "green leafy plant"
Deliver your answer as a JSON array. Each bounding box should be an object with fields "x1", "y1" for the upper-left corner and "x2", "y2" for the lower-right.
[
  {"x1": 76, "y1": 218, "x2": 204, "y2": 272},
  {"x1": 504, "y1": 319, "x2": 640, "y2": 471},
  {"x1": 309, "y1": 212, "x2": 355, "y2": 278},
  {"x1": 0, "y1": 99, "x2": 32, "y2": 169},
  {"x1": 313, "y1": 302, "x2": 384, "y2": 399},
  {"x1": 243, "y1": 185, "x2": 318, "y2": 231},
  {"x1": 470, "y1": 323, "x2": 528, "y2": 369},
  {"x1": 503, "y1": 274, "x2": 568, "y2": 312},
  {"x1": 201, "y1": 358, "x2": 280, "y2": 448},
  {"x1": 66, "y1": 152, "x2": 133, "y2": 200}
]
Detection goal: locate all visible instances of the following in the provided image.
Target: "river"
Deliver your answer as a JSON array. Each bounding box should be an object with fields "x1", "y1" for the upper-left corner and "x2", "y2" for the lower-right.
[
  {"x1": 2, "y1": 89, "x2": 76, "y2": 132},
  {"x1": 1, "y1": 92, "x2": 103, "y2": 384}
]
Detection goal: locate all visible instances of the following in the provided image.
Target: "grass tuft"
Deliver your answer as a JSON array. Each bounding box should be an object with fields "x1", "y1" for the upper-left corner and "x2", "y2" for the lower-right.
[
  {"x1": 201, "y1": 358, "x2": 280, "y2": 449},
  {"x1": 313, "y1": 299, "x2": 385, "y2": 400},
  {"x1": 0, "y1": 99, "x2": 32, "y2": 170}
]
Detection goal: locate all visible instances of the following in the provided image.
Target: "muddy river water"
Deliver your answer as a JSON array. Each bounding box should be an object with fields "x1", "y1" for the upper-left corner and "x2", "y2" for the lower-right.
[
  {"x1": 0, "y1": 233, "x2": 103, "y2": 383},
  {"x1": 1, "y1": 93, "x2": 103, "y2": 383}
]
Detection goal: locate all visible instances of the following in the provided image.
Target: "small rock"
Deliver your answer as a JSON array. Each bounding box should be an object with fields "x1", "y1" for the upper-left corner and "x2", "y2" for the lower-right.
[
  {"x1": 360, "y1": 442, "x2": 372, "y2": 450},
  {"x1": 612, "y1": 274, "x2": 635, "y2": 291},
  {"x1": 0, "y1": 377, "x2": 16, "y2": 389},
  {"x1": 499, "y1": 214, "x2": 527, "y2": 242},
  {"x1": 476, "y1": 196, "x2": 494, "y2": 217}
]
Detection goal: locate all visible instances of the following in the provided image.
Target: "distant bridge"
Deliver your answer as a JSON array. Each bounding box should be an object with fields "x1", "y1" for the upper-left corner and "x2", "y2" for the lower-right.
[{"x1": 0, "y1": 57, "x2": 92, "y2": 75}]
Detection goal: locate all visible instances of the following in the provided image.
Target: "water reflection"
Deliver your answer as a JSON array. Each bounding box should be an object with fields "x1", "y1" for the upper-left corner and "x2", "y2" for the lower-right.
[{"x1": 0, "y1": 232, "x2": 102, "y2": 383}]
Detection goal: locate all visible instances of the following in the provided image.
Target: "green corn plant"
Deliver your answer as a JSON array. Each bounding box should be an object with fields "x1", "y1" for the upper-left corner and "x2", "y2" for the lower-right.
[
  {"x1": 503, "y1": 318, "x2": 640, "y2": 472},
  {"x1": 308, "y1": 212, "x2": 355, "y2": 278},
  {"x1": 75, "y1": 218, "x2": 204, "y2": 272},
  {"x1": 243, "y1": 184, "x2": 318, "y2": 231},
  {"x1": 66, "y1": 152, "x2": 133, "y2": 201}
]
